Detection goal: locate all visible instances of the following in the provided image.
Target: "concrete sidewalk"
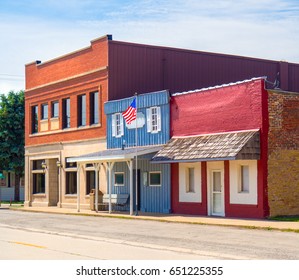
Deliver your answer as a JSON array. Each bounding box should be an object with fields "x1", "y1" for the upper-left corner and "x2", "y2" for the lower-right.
[{"x1": 6, "y1": 205, "x2": 299, "y2": 232}]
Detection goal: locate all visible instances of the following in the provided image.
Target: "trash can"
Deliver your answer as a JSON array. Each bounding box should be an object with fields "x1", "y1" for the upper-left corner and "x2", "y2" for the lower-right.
[
  {"x1": 90, "y1": 189, "x2": 104, "y2": 211},
  {"x1": 90, "y1": 189, "x2": 95, "y2": 211}
]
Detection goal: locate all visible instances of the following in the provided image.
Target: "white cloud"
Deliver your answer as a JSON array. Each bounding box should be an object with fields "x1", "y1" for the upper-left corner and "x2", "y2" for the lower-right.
[{"x1": 1, "y1": 0, "x2": 299, "y2": 93}]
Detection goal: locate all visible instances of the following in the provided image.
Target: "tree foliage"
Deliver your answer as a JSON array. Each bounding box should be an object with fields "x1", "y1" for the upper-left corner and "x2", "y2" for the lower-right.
[{"x1": 0, "y1": 91, "x2": 24, "y2": 200}]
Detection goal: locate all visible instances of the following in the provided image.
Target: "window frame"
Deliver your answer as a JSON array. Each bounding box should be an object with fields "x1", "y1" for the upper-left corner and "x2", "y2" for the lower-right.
[
  {"x1": 186, "y1": 167, "x2": 195, "y2": 193},
  {"x1": 90, "y1": 91, "x2": 99, "y2": 125},
  {"x1": 86, "y1": 170, "x2": 96, "y2": 195},
  {"x1": 31, "y1": 105, "x2": 38, "y2": 134},
  {"x1": 78, "y1": 94, "x2": 86, "y2": 127},
  {"x1": 62, "y1": 98, "x2": 71, "y2": 129},
  {"x1": 51, "y1": 101, "x2": 59, "y2": 118},
  {"x1": 149, "y1": 171, "x2": 162, "y2": 187},
  {"x1": 41, "y1": 103, "x2": 48, "y2": 120},
  {"x1": 239, "y1": 165, "x2": 250, "y2": 193},
  {"x1": 114, "y1": 172, "x2": 125, "y2": 186},
  {"x1": 147, "y1": 106, "x2": 161, "y2": 133},
  {"x1": 112, "y1": 113, "x2": 124, "y2": 138},
  {"x1": 32, "y1": 160, "x2": 45, "y2": 194},
  {"x1": 65, "y1": 171, "x2": 77, "y2": 195}
]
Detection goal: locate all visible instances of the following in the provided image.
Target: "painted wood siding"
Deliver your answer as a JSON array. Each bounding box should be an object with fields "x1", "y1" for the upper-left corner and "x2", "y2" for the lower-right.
[
  {"x1": 105, "y1": 90, "x2": 170, "y2": 149},
  {"x1": 111, "y1": 158, "x2": 171, "y2": 213}
]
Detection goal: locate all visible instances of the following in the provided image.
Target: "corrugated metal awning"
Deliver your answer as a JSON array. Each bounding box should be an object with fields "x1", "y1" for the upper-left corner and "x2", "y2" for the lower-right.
[
  {"x1": 67, "y1": 145, "x2": 163, "y2": 164},
  {"x1": 151, "y1": 130, "x2": 260, "y2": 163}
]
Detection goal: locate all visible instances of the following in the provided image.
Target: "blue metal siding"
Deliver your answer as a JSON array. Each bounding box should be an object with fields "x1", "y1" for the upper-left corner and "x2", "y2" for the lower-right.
[
  {"x1": 111, "y1": 159, "x2": 171, "y2": 213},
  {"x1": 105, "y1": 90, "x2": 171, "y2": 213},
  {"x1": 105, "y1": 90, "x2": 170, "y2": 149}
]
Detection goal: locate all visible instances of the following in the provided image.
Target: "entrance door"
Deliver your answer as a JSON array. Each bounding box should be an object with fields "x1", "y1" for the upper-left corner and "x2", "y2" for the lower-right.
[{"x1": 211, "y1": 170, "x2": 224, "y2": 216}]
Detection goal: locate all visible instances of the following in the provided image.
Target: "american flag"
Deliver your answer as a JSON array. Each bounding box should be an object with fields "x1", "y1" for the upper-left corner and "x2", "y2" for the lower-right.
[{"x1": 122, "y1": 98, "x2": 137, "y2": 124}]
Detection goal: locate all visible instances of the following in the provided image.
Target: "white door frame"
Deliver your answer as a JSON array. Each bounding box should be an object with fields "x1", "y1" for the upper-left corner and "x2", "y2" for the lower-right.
[{"x1": 207, "y1": 162, "x2": 225, "y2": 217}]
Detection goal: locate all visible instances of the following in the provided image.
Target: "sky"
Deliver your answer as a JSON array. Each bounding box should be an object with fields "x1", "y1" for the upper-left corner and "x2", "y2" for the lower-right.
[{"x1": 1, "y1": 0, "x2": 299, "y2": 93}]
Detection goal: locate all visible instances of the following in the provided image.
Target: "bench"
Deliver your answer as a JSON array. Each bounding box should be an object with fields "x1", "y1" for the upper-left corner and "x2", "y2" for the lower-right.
[{"x1": 100, "y1": 193, "x2": 129, "y2": 210}]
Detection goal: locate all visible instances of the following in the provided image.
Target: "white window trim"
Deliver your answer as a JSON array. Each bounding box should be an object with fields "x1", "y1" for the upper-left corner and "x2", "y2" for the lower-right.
[
  {"x1": 112, "y1": 113, "x2": 124, "y2": 138},
  {"x1": 179, "y1": 163, "x2": 202, "y2": 203},
  {"x1": 239, "y1": 165, "x2": 250, "y2": 193},
  {"x1": 114, "y1": 172, "x2": 125, "y2": 186},
  {"x1": 149, "y1": 171, "x2": 162, "y2": 187},
  {"x1": 146, "y1": 106, "x2": 161, "y2": 133},
  {"x1": 186, "y1": 167, "x2": 195, "y2": 193}
]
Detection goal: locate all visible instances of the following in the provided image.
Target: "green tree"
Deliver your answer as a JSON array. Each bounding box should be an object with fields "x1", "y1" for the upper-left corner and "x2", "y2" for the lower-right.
[{"x1": 0, "y1": 90, "x2": 24, "y2": 201}]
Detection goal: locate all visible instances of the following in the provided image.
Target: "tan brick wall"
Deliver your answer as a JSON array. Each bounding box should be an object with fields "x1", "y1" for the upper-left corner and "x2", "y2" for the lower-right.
[{"x1": 267, "y1": 90, "x2": 299, "y2": 216}]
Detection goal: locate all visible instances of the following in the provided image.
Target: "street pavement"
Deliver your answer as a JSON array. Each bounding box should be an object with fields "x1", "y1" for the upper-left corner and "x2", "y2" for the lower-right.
[{"x1": 4, "y1": 204, "x2": 299, "y2": 232}]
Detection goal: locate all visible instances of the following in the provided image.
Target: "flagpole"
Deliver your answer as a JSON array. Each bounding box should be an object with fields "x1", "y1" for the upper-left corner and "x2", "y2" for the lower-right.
[{"x1": 135, "y1": 92, "x2": 138, "y2": 216}]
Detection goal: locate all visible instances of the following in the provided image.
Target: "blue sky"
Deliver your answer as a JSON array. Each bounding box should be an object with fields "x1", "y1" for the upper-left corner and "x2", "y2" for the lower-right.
[{"x1": 1, "y1": 0, "x2": 299, "y2": 93}]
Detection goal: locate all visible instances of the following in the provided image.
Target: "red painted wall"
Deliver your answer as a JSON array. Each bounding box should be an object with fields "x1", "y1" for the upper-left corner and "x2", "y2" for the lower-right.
[
  {"x1": 171, "y1": 79, "x2": 264, "y2": 136},
  {"x1": 170, "y1": 79, "x2": 269, "y2": 218}
]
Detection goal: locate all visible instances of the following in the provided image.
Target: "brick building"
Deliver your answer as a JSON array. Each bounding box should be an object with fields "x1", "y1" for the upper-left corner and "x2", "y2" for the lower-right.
[
  {"x1": 152, "y1": 78, "x2": 299, "y2": 218},
  {"x1": 25, "y1": 34, "x2": 299, "y2": 212}
]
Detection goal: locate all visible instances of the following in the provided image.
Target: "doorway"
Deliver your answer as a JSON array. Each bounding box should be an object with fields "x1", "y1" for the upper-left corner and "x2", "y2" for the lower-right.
[{"x1": 133, "y1": 169, "x2": 141, "y2": 211}]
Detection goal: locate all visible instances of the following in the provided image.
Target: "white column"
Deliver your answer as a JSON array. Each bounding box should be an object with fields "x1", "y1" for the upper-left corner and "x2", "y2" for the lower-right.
[
  {"x1": 126, "y1": 160, "x2": 133, "y2": 215},
  {"x1": 108, "y1": 162, "x2": 115, "y2": 214},
  {"x1": 94, "y1": 163, "x2": 100, "y2": 212}
]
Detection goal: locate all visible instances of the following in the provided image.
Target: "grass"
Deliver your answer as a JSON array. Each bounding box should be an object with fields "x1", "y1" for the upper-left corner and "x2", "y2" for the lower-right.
[
  {"x1": 269, "y1": 215, "x2": 299, "y2": 222},
  {"x1": 0, "y1": 201, "x2": 24, "y2": 204}
]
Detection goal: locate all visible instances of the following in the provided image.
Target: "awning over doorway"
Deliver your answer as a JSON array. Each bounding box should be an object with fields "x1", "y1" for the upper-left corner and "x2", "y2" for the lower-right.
[
  {"x1": 151, "y1": 130, "x2": 260, "y2": 163},
  {"x1": 67, "y1": 145, "x2": 163, "y2": 163}
]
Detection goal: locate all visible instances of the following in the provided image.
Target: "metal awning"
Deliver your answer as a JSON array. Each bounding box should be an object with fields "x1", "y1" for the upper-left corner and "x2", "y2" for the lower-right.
[
  {"x1": 151, "y1": 130, "x2": 260, "y2": 163},
  {"x1": 67, "y1": 145, "x2": 163, "y2": 164}
]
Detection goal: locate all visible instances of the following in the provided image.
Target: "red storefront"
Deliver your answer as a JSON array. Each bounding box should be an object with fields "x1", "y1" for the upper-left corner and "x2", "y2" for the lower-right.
[{"x1": 153, "y1": 78, "x2": 269, "y2": 218}]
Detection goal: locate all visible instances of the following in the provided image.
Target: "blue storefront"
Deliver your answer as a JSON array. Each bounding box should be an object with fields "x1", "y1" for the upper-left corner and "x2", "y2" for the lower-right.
[{"x1": 68, "y1": 90, "x2": 171, "y2": 214}]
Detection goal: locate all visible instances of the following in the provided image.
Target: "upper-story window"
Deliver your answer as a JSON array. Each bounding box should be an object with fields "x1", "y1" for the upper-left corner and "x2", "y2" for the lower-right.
[
  {"x1": 90, "y1": 91, "x2": 99, "y2": 125},
  {"x1": 112, "y1": 113, "x2": 124, "y2": 138},
  {"x1": 62, "y1": 98, "x2": 70, "y2": 129},
  {"x1": 31, "y1": 105, "x2": 38, "y2": 134},
  {"x1": 41, "y1": 103, "x2": 48, "y2": 120},
  {"x1": 51, "y1": 101, "x2": 59, "y2": 118},
  {"x1": 147, "y1": 106, "x2": 161, "y2": 133},
  {"x1": 78, "y1": 94, "x2": 86, "y2": 127}
]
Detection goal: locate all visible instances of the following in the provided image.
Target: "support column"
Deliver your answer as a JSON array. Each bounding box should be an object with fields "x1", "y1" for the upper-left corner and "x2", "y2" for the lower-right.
[
  {"x1": 94, "y1": 163, "x2": 100, "y2": 212},
  {"x1": 108, "y1": 162, "x2": 115, "y2": 214},
  {"x1": 77, "y1": 163, "x2": 81, "y2": 213},
  {"x1": 127, "y1": 160, "x2": 133, "y2": 215}
]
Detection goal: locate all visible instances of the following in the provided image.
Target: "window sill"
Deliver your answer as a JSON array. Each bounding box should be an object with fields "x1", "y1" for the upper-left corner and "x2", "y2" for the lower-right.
[
  {"x1": 65, "y1": 194, "x2": 77, "y2": 197},
  {"x1": 33, "y1": 193, "x2": 46, "y2": 197},
  {"x1": 29, "y1": 123, "x2": 102, "y2": 137}
]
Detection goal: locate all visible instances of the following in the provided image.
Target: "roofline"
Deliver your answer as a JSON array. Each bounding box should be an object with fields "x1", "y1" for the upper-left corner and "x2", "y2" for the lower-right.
[
  {"x1": 171, "y1": 128, "x2": 260, "y2": 139},
  {"x1": 172, "y1": 77, "x2": 266, "y2": 96},
  {"x1": 110, "y1": 39, "x2": 284, "y2": 64},
  {"x1": 151, "y1": 156, "x2": 237, "y2": 164},
  {"x1": 25, "y1": 34, "x2": 112, "y2": 67},
  {"x1": 104, "y1": 89, "x2": 170, "y2": 105}
]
